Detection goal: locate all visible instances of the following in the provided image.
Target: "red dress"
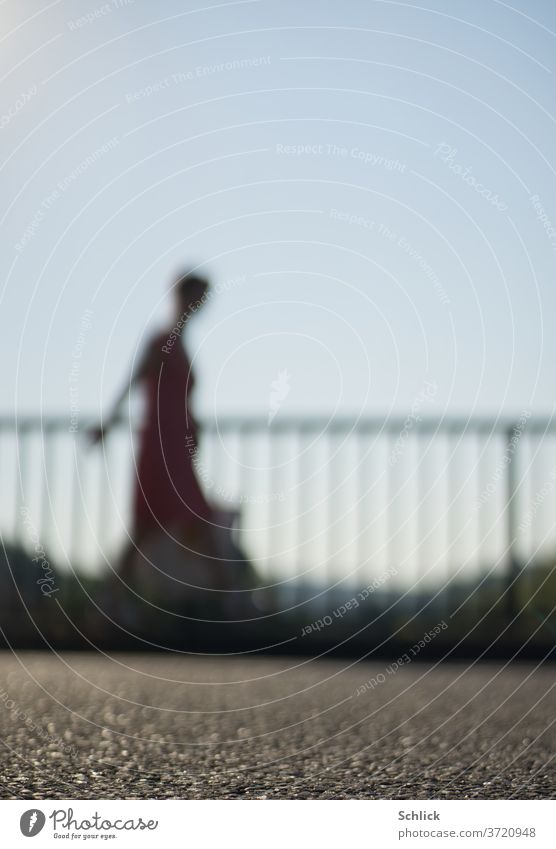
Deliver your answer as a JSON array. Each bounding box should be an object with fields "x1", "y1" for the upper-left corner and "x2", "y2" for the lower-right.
[{"x1": 133, "y1": 331, "x2": 211, "y2": 537}]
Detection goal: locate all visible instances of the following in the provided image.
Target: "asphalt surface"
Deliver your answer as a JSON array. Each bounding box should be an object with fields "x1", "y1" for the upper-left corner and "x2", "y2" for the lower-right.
[{"x1": 0, "y1": 652, "x2": 554, "y2": 799}]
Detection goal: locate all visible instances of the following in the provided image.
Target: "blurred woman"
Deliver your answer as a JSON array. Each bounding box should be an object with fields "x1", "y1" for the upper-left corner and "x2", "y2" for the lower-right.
[{"x1": 91, "y1": 271, "x2": 213, "y2": 580}]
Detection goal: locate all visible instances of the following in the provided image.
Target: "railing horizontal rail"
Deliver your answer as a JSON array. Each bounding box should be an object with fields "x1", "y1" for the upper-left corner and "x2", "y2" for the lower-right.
[{"x1": 1, "y1": 414, "x2": 555, "y2": 434}]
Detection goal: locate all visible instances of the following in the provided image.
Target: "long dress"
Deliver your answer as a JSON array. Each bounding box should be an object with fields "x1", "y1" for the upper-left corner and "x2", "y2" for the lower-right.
[{"x1": 132, "y1": 330, "x2": 211, "y2": 539}]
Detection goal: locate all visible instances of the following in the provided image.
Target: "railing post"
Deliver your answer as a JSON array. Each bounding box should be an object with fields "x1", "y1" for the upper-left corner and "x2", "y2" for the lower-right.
[{"x1": 505, "y1": 423, "x2": 520, "y2": 627}]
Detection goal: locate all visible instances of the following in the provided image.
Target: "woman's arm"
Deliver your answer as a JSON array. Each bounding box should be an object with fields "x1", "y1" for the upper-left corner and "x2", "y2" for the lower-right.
[{"x1": 89, "y1": 337, "x2": 161, "y2": 443}]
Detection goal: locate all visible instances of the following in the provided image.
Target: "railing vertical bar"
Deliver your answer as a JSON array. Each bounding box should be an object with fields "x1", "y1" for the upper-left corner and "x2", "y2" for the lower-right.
[
  {"x1": 263, "y1": 427, "x2": 273, "y2": 586},
  {"x1": 355, "y1": 427, "x2": 367, "y2": 594},
  {"x1": 385, "y1": 429, "x2": 392, "y2": 590},
  {"x1": 69, "y1": 434, "x2": 88, "y2": 570},
  {"x1": 416, "y1": 431, "x2": 425, "y2": 614},
  {"x1": 98, "y1": 434, "x2": 116, "y2": 569},
  {"x1": 446, "y1": 426, "x2": 457, "y2": 620},
  {"x1": 294, "y1": 427, "x2": 304, "y2": 606},
  {"x1": 269, "y1": 427, "x2": 288, "y2": 608},
  {"x1": 506, "y1": 421, "x2": 520, "y2": 627},
  {"x1": 520, "y1": 433, "x2": 533, "y2": 610},
  {"x1": 236, "y1": 422, "x2": 252, "y2": 575},
  {"x1": 470, "y1": 430, "x2": 482, "y2": 621},
  {"x1": 477, "y1": 426, "x2": 490, "y2": 571},
  {"x1": 39, "y1": 424, "x2": 56, "y2": 557},
  {"x1": 14, "y1": 422, "x2": 32, "y2": 544},
  {"x1": 324, "y1": 427, "x2": 335, "y2": 611}
]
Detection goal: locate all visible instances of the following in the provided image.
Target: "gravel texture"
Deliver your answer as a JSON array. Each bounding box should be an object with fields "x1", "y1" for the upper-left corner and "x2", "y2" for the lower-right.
[{"x1": 0, "y1": 652, "x2": 553, "y2": 799}]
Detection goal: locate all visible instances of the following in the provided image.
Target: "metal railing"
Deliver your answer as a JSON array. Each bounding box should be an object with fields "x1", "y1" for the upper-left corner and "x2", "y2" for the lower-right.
[{"x1": 2, "y1": 413, "x2": 555, "y2": 619}]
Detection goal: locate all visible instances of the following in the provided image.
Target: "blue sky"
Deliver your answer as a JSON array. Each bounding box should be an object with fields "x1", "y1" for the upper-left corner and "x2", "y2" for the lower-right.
[{"x1": 2, "y1": 0, "x2": 556, "y2": 421}]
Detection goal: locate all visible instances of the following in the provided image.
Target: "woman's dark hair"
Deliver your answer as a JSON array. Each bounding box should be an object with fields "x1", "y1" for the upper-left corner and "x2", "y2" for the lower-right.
[{"x1": 174, "y1": 270, "x2": 210, "y2": 305}]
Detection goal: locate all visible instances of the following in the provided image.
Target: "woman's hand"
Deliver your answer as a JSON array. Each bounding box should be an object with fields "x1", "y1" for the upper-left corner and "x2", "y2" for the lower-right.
[{"x1": 88, "y1": 422, "x2": 111, "y2": 445}]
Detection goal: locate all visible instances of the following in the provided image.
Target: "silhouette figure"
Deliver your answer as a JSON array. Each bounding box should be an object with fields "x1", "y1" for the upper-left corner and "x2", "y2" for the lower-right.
[{"x1": 90, "y1": 270, "x2": 216, "y2": 591}]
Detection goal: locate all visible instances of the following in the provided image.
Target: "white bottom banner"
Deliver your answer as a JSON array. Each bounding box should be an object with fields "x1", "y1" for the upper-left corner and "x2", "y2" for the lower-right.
[{"x1": 1, "y1": 800, "x2": 554, "y2": 848}]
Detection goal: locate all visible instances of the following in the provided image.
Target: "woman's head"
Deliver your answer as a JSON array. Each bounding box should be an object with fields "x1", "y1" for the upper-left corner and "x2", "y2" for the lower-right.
[{"x1": 173, "y1": 269, "x2": 210, "y2": 319}]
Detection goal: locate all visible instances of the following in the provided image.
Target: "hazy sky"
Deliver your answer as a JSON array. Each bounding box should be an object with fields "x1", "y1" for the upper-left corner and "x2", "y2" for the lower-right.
[{"x1": 2, "y1": 0, "x2": 556, "y2": 421}]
